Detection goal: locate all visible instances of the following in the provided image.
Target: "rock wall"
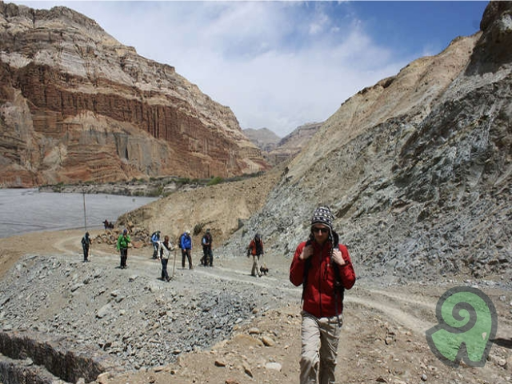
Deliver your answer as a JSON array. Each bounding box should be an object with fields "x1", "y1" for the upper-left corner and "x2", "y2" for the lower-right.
[
  {"x1": 0, "y1": 3, "x2": 268, "y2": 187},
  {"x1": 0, "y1": 355, "x2": 58, "y2": 384},
  {"x1": 0, "y1": 331, "x2": 121, "y2": 383}
]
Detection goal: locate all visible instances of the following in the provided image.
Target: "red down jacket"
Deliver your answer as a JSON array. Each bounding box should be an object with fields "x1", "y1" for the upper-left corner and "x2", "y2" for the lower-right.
[{"x1": 290, "y1": 240, "x2": 356, "y2": 318}]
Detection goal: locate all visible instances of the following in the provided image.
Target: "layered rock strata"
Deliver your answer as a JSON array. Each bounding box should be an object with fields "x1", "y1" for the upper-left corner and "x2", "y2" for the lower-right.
[{"x1": 0, "y1": 3, "x2": 268, "y2": 187}]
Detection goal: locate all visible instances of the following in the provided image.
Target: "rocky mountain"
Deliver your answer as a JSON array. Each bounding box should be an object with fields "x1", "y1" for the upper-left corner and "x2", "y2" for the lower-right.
[
  {"x1": 216, "y1": 1, "x2": 512, "y2": 281},
  {"x1": 243, "y1": 127, "x2": 281, "y2": 152},
  {"x1": 267, "y1": 121, "x2": 323, "y2": 165},
  {"x1": 59, "y1": 1, "x2": 511, "y2": 283},
  {"x1": 244, "y1": 123, "x2": 323, "y2": 166},
  {"x1": 0, "y1": 3, "x2": 268, "y2": 188},
  {"x1": 2, "y1": 4, "x2": 512, "y2": 384}
]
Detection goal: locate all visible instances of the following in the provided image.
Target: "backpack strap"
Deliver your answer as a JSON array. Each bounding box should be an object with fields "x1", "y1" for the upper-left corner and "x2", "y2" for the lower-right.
[{"x1": 302, "y1": 239, "x2": 313, "y2": 301}]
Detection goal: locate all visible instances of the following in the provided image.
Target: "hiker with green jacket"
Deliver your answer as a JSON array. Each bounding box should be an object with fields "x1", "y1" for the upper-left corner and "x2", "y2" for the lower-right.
[{"x1": 117, "y1": 229, "x2": 131, "y2": 269}]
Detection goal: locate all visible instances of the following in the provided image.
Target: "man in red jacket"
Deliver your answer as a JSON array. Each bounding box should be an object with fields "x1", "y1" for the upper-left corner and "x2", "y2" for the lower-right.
[{"x1": 290, "y1": 206, "x2": 356, "y2": 384}]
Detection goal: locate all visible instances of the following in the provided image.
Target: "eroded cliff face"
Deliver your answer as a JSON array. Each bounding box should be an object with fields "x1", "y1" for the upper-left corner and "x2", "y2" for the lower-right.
[{"x1": 0, "y1": 3, "x2": 268, "y2": 187}]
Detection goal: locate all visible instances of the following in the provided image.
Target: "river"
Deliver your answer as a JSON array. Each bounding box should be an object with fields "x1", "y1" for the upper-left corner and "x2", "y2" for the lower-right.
[{"x1": 0, "y1": 189, "x2": 157, "y2": 239}]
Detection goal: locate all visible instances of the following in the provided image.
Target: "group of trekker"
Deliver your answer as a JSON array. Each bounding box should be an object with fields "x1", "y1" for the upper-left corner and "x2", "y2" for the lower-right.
[
  {"x1": 81, "y1": 205, "x2": 356, "y2": 384},
  {"x1": 82, "y1": 227, "x2": 267, "y2": 278},
  {"x1": 149, "y1": 228, "x2": 212, "y2": 272}
]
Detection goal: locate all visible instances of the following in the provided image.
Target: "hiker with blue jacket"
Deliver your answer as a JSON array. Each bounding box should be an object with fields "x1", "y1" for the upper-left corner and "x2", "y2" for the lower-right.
[
  {"x1": 180, "y1": 230, "x2": 193, "y2": 270},
  {"x1": 151, "y1": 230, "x2": 161, "y2": 259},
  {"x1": 289, "y1": 206, "x2": 356, "y2": 384}
]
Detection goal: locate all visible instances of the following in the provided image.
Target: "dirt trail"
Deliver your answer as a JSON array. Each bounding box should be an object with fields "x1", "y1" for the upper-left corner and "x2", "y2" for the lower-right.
[
  {"x1": 1, "y1": 229, "x2": 512, "y2": 384},
  {"x1": 45, "y1": 230, "x2": 458, "y2": 338}
]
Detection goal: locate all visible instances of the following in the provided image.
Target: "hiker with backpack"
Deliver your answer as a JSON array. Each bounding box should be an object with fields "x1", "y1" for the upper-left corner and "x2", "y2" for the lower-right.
[
  {"x1": 117, "y1": 229, "x2": 131, "y2": 269},
  {"x1": 289, "y1": 206, "x2": 356, "y2": 384},
  {"x1": 179, "y1": 230, "x2": 193, "y2": 270},
  {"x1": 81, "y1": 232, "x2": 91, "y2": 262},
  {"x1": 157, "y1": 235, "x2": 174, "y2": 281},
  {"x1": 200, "y1": 228, "x2": 213, "y2": 267},
  {"x1": 151, "y1": 230, "x2": 161, "y2": 259},
  {"x1": 247, "y1": 233, "x2": 264, "y2": 277}
]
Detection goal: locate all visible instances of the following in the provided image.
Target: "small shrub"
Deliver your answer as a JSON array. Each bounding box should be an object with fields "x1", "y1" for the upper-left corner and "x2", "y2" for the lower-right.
[
  {"x1": 207, "y1": 176, "x2": 223, "y2": 186},
  {"x1": 193, "y1": 223, "x2": 205, "y2": 236},
  {"x1": 176, "y1": 177, "x2": 190, "y2": 185},
  {"x1": 146, "y1": 185, "x2": 164, "y2": 197}
]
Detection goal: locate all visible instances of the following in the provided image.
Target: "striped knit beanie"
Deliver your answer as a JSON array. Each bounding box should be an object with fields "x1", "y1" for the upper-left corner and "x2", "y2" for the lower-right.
[{"x1": 311, "y1": 206, "x2": 333, "y2": 229}]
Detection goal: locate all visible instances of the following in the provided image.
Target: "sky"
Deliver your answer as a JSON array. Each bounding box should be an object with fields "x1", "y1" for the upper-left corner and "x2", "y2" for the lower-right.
[{"x1": 11, "y1": 1, "x2": 488, "y2": 137}]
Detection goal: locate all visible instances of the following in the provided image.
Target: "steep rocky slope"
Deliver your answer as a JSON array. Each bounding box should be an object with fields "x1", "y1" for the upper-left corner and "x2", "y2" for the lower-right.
[
  {"x1": 217, "y1": 2, "x2": 512, "y2": 281},
  {"x1": 0, "y1": 3, "x2": 268, "y2": 188}
]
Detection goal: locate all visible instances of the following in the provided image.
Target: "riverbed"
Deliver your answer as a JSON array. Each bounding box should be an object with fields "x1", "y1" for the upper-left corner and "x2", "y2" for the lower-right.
[{"x1": 0, "y1": 189, "x2": 157, "y2": 238}]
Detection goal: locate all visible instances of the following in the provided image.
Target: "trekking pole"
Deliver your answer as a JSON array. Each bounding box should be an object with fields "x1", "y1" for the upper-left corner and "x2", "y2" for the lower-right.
[{"x1": 82, "y1": 192, "x2": 87, "y2": 231}]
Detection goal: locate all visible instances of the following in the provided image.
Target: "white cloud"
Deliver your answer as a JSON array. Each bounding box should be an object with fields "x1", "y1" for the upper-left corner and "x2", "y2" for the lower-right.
[{"x1": 11, "y1": 1, "x2": 409, "y2": 137}]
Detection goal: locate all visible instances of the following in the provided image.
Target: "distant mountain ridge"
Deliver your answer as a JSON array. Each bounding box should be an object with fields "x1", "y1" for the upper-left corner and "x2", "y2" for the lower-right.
[
  {"x1": 269, "y1": 122, "x2": 323, "y2": 165},
  {"x1": 244, "y1": 122, "x2": 322, "y2": 165},
  {"x1": 243, "y1": 128, "x2": 281, "y2": 152},
  {"x1": 0, "y1": 3, "x2": 268, "y2": 188}
]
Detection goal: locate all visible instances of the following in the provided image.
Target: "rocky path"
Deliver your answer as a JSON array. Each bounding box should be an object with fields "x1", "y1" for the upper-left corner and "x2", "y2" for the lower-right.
[
  {"x1": 53, "y1": 233, "x2": 441, "y2": 338},
  {"x1": 1, "y1": 230, "x2": 512, "y2": 384},
  {"x1": 21, "y1": 230, "x2": 512, "y2": 343}
]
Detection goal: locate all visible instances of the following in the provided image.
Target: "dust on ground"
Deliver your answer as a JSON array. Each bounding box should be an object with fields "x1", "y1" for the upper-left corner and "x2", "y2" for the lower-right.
[{"x1": 1, "y1": 230, "x2": 512, "y2": 384}]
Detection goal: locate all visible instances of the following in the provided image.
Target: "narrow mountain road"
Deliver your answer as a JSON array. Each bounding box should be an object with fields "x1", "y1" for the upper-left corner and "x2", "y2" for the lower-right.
[{"x1": 52, "y1": 231, "x2": 444, "y2": 338}]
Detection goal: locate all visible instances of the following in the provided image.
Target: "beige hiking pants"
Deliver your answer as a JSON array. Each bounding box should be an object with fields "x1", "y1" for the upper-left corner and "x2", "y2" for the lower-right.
[
  {"x1": 251, "y1": 255, "x2": 261, "y2": 276},
  {"x1": 300, "y1": 310, "x2": 343, "y2": 384}
]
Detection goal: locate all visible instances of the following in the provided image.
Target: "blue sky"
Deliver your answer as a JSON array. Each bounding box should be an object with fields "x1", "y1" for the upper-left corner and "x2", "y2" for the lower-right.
[{"x1": 11, "y1": 1, "x2": 488, "y2": 137}]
